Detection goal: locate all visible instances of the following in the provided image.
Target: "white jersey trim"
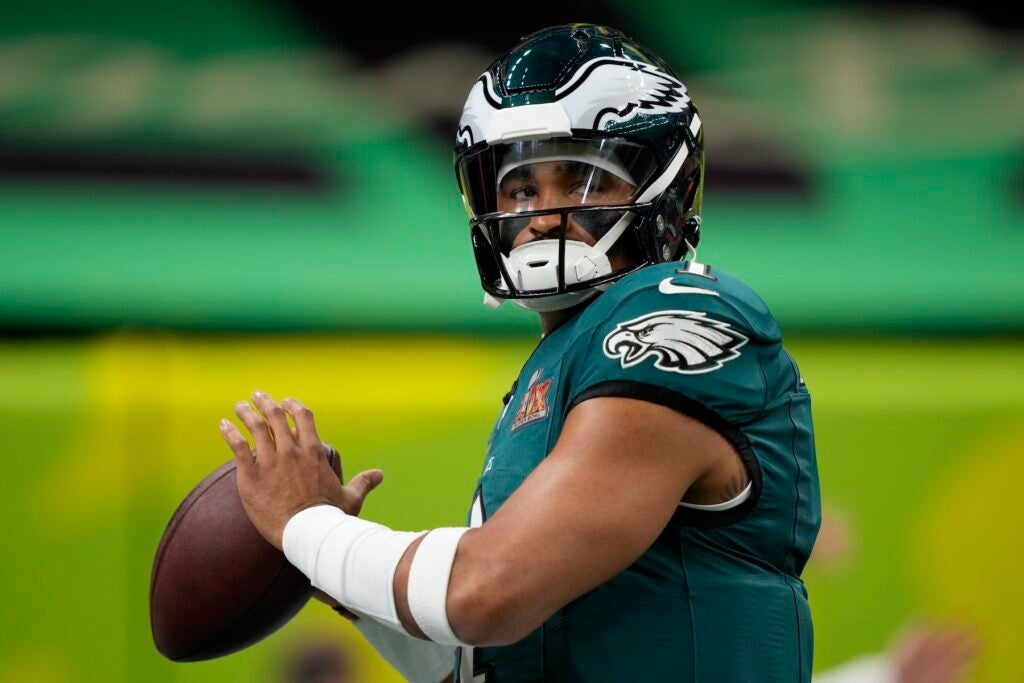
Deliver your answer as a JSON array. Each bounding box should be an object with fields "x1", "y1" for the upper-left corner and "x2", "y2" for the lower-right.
[{"x1": 679, "y1": 481, "x2": 752, "y2": 511}]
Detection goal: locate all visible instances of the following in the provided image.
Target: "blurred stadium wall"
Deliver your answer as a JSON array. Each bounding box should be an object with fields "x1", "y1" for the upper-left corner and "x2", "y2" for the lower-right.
[{"x1": 1, "y1": 1, "x2": 1021, "y2": 681}]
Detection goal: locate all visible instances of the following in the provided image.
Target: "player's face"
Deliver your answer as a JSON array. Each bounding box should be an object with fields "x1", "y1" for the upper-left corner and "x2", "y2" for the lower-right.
[{"x1": 496, "y1": 161, "x2": 636, "y2": 253}]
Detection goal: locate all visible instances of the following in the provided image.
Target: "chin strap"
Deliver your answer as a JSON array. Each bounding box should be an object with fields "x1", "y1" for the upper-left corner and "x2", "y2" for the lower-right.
[
  {"x1": 571, "y1": 211, "x2": 633, "y2": 281},
  {"x1": 683, "y1": 237, "x2": 698, "y2": 263}
]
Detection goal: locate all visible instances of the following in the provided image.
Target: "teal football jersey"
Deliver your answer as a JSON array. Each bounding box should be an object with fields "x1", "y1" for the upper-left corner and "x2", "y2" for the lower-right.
[{"x1": 456, "y1": 261, "x2": 821, "y2": 683}]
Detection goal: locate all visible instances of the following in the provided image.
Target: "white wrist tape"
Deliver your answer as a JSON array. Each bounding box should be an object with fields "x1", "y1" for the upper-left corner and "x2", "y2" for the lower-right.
[
  {"x1": 351, "y1": 609, "x2": 455, "y2": 683},
  {"x1": 282, "y1": 505, "x2": 420, "y2": 633},
  {"x1": 407, "y1": 527, "x2": 470, "y2": 647}
]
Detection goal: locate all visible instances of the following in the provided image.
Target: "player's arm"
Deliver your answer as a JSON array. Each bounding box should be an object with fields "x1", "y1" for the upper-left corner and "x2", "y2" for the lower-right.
[
  {"x1": 222, "y1": 393, "x2": 456, "y2": 682},
  {"x1": 224, "y1": 390, "x2": 739, "y2": 649},
  {"x1": 392, "y1": 394, "x2": 733, "y2": 645}
]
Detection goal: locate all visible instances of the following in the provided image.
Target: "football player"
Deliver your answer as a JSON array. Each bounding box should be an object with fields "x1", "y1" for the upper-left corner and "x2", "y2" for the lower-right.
[{"x1": 221, "y1": 23, "x2": 821, "y2": 683}]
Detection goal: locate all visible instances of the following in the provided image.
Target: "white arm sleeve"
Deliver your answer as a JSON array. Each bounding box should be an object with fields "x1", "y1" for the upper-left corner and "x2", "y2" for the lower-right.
[
  {"x1": 350, "y1": 610, "x2": 455, "y2": 683},
  {"x1": 283, "y1": 505, "x2": 470, "y2": 648},
  {"x1": 283, "y1": 505, "x2": 420, "y2": 633},
  {"x1": 406, "y1": 527, "x2": 470, "y2": 646},
  {"x1": 813, "y1": 654, "x2": 895, "y2": 683}
]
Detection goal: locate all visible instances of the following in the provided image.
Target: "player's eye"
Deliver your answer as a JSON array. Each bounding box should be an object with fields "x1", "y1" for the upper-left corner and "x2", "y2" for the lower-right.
[
  {"x1": 569, "y1": 175, "x2": 616, "y2": 202},
  {"x1": 508, "y1": 186, "x2": 538, "y2": 202}
]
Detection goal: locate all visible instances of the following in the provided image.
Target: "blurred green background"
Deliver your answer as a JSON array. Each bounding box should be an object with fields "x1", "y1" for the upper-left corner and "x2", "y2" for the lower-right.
[{"x1": 1, "y1": 0, "x2": 1022, "y2": 681}]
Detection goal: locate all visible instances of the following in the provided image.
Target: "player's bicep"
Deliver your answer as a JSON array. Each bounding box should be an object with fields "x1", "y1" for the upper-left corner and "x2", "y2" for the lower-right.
[{"x1": 451, "y1": 396, "x2": 717, "y2": 642}]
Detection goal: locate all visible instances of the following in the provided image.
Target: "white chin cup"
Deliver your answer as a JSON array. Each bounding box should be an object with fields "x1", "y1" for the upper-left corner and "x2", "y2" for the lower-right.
[
  {"x1": 501, "y1": 239, "x2": 611, "y2": 312},
  {"x1": 513, "y1": 287, "x2": 602, "y2": 313}
]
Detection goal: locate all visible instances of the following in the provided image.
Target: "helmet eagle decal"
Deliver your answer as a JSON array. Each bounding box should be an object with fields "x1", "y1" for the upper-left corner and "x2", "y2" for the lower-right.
[
  {"x1": 603, "y1": 311, "x2": 748, "y2": 375},
  {"x1": 554, "y1": 57, "x2": 691, "y2": 130},
  {"x1": 457, "y1": 57, "x2": 691, "y2": 148}
]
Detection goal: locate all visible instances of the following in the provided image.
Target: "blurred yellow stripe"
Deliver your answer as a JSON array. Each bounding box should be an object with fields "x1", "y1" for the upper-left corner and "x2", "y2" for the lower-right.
[{"x1": 38, "y1": 331, "x2": 530, "y2": 528}]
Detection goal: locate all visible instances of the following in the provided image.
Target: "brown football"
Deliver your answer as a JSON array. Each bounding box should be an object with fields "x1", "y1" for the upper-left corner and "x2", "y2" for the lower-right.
[{"x1": 150, "y1": 444, "x2": 341, "y2": 662}]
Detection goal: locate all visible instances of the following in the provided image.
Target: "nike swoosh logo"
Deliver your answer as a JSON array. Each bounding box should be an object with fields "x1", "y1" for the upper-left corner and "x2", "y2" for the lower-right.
[{"x1": 658, "y1": 279, "x2": 719, "y2": 296}]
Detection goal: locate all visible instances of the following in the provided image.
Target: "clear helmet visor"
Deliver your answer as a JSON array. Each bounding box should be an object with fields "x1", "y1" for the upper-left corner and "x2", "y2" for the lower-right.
[
  {"x1": 459, "y1": 137, "x2": 657, "y2": 309},
  {"x1": 457, "y1": 137, "x2": 657, "y2": 221}
]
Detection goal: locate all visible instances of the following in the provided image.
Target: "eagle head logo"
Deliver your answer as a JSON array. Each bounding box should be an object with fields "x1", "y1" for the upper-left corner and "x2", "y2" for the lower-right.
[
  {"x1": 602, "y1": 311, "x2": 748, "y2": 375},
  {"x1": 456, "y1": 57, "x2": 694, "y2": 149}
]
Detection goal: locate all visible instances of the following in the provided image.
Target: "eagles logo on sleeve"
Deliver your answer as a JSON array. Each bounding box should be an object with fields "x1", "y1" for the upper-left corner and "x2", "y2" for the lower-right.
[{"x1": 602, "y1": 310, "x2": 748, "y2": 375}]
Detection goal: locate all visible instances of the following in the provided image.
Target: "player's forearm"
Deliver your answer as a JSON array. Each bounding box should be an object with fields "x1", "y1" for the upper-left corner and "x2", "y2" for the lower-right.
[
  {"x1": 283, "y1": 504, "x2": 539, "y2": 648},
  {"x1": 394, "y1": 535, "x2": 429, "y2": 639},
  {"x1": 394, "y1": 528, "x2": 543, "y2": 647},
  {"x1": 283, "y1": 506, "x2": 496, "y2": 646}
]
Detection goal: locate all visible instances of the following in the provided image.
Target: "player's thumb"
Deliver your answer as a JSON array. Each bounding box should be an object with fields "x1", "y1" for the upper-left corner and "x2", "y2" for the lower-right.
[{"x1": 346, "y1": 469, "x2": 384, "y2": 503}]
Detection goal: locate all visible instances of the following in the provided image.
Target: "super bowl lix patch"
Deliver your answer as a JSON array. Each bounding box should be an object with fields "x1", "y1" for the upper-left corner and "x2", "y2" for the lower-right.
[{"x1": 511, "y1": 373, "x2": 553, "y2": 432}]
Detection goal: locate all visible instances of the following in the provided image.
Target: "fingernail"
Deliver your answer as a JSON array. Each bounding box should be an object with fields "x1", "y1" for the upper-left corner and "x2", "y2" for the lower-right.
[
  {"x1": 236, "y1": 400, "x2": 249, "y2": 410},
  {"x1": 219, "y1": 418, "x2": 231, "y2": 429},
  {"x1": 253, "y1": 390, "x2": 267, "y2": 398}
]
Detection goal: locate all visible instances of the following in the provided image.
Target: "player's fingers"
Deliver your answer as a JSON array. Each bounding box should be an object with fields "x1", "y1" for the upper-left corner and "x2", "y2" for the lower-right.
[
  {"x1": 347, "y1": 469, "x2": 384, "y2": 503},
  {"x1": 235, "y1": 400, "x2": 277, "y2": 463},
  {"x1": 250, "y1": 390, "x2": 298, "y2": 452},
  {"x1": 219, "y1": 419, "x2": 254, "y2": 468},
  {"x1": 281, "y1": 397, "x2": 321, "y2": 449}
]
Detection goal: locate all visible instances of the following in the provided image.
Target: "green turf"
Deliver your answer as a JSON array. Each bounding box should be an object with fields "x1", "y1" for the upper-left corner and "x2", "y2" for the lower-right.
[{"x1": 0, "y1": 335, "x2": 1020, "y2": 681}]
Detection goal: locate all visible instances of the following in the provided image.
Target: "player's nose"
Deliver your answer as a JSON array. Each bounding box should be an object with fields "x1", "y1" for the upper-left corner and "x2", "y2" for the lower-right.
[{"x1": 526, "y1": 212, "x2": 563, "y2": 238}]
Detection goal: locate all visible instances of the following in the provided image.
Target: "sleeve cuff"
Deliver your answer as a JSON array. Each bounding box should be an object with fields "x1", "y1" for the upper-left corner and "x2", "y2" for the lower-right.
[{"x1": 282, "y1": 504, "x2": 350, "y2": 579}]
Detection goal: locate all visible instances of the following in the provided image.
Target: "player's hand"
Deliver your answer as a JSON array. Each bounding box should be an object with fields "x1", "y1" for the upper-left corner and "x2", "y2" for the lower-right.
[
  {"x1": 219, "y1": 391, "x2": 383, "y2": 550},
  {"x1": 890, "y1": 621, "x2": 981, "y2": 683}
]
